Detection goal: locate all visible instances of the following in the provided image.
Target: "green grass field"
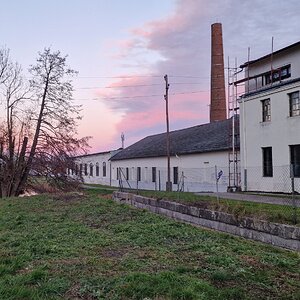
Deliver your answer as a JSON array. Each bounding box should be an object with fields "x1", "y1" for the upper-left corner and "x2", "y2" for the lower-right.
[{"x1": 0, "y1": 189, "x2": 299, "y2": 299}]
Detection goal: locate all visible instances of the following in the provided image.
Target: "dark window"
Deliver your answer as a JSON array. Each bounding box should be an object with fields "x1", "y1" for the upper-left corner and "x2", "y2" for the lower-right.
[
  {"x1": 262, "y1": 147, "x2": 273, "y2": 177},
  {"x1": 262, "y1": 99, "x2": 271, "y2": 122},
  {"x1": 90, "y1": 164, "x2": 93, "y2": 176},
  {"x1": 96, "y1": 163, "x2": 99, "y2": 176},
  {"x1": 289, "y1": 91, "x2": 300, "y2": 117},
  {"x1": 79, "y1": 164, "x2": 83, "y2": 175},
  {"x1": 75, "y1": 164, "x2": 78, "y2": 175},
  {"x1": 290, "y1": 145, "x2": 300, "y2": 177},
  {"x1": 152, "y1": 167, "x2": 156, "y2": 183},
  {"x1": 103, "y1": 162, "x2": 106, "y2": 177},
  {"x1": 173, "y1": 167, "x2": 178, "y2": 184},
  {"x1": 84, "y1": 164, "x2": 88, "y2": 176},
  {"x1": 264, "y1": 65, "x2": 291, "y2": 85},
  {"x1": 137, "y1": 167, "x2": 141, "y2": 181},
  {"x1": 116, "y1": 167, "x2": 119, "y2": 180},
  {"x1": 126, "y1": 167, "x2": 129, "y2": 180}
]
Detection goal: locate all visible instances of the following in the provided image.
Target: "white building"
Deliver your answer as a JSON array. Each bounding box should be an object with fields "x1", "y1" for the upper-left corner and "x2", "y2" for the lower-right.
[
  {"x1": 70, "y1": 149, "x2": 121, "y2": 186},
  {"x1": 110, "y1": 118, "x2": 237, "y2": 192},
  {"x1": 239, "y1": 41, "x2": 300, "y2": 193}
]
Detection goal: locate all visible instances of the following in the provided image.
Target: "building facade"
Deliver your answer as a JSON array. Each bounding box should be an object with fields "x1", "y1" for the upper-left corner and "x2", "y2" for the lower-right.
[{"x1": 239, "y1": 41, "x2": 300, "y2": 193}]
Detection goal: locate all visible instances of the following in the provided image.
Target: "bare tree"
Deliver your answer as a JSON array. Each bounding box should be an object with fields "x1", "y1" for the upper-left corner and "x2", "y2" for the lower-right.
[{"x1": 0, "y1": 48, "x2": 89, "y2": 197}]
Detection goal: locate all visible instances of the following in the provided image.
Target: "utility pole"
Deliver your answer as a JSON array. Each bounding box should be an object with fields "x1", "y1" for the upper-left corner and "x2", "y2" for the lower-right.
[
  {"x1": 121, "y1": 132, "x2": 125, "y2": 149},
  {"x1": 164, "y1": 74, "x2": 172, "y2": 192}
]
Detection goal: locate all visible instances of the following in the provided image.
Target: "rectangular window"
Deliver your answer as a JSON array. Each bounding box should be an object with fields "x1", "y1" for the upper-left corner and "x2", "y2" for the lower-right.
[
  {"x1": 103, "y1": 162, "x2": 106, "y2": 177},
  {"x1": 84, "y1": 164, "x2": 88, "y2": 176},
  {"x1": 289, "y1": 91, "x2": 300, "y2": 117},
  {"x1": 96, "y1": 164, "x2": 99, "y2": 176},
  {"x1": 173, "y1": 167, "x2": 178, "y2": 184},
  {"x1": 116, "y1": 167, "x2": 119, "y2": 180},
  {"x1": 126, "y1": 167, "x2": 129, "y2": 180},
  {"x1": 152, "y1": 167, "x2": 156, "y2": 183},
  {"x1": 137, "y1": 167, "x2": 141, "y2": 181},
  {"x1": 264, "y1": 64, "x2": 291, "y2": 85},
  {"x1": 90, "y1": 164, "x2": 93, "y2": 176},
  {"x1": 262, "y1": 99, "x2": 271, "y2": 122},
  {"x1": 79, "y1": 164, "x2": 83, "y2": 175},
  {"x1": 262, "y1": 147, "x2": 273, "y2": 177},
  {"x1": 290, "y1": 145, "x2": 300, "y2": 177}
]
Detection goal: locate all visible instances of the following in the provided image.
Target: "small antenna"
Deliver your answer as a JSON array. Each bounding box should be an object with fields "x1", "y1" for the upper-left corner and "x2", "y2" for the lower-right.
[{"x1": 121, "y1": 132, "x2": 125, "y2": 148}]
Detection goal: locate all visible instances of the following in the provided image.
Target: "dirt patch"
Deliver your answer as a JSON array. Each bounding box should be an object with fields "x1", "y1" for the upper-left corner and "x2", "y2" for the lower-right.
[
  {"x1": 65, "y1": 283, "x2": 97, "y2": 300},
  {"x1": 50, "y1": 192, "x2": 86, "y2": 202},
  {"x1": 239, "y1": 255, "x2": 267, "y2": 270},
  {"x1": 101, "y1": 247, "x2": 130, "y2": 258},
  {"x1": 98, "y1": 194, "x2": 112, "y2": 200}
]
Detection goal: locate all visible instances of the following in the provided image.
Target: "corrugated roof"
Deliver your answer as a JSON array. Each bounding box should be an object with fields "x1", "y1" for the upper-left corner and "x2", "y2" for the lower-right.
[{"x1": 111, "y1": 118, "x2": 239, "y2": 161}]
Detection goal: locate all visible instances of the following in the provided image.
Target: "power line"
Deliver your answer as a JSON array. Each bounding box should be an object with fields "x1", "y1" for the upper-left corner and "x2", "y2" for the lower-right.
[
  {"x1": 76, "y1": 82, "x2": 205, "y2": 90},
  {"x1": 75, "y1": 90, "x2": 208, "y2": 101},
  {"x1": 75, "y1": 74, "x2": 208, "y2": 79}
]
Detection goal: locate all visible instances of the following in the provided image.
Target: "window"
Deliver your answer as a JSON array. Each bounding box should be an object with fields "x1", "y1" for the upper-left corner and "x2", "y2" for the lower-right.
[
  {"x1": 126, "y1": 167, "x2": 129, "y2": 180},
  {"x1": 84, "y1": 164, "x2": 88, "y2": 176},
  {"x1": 262, "y1": 147, "x2": 273, "y2": 177},
  {"x1": 137, "y1": 167, "x2": 141, "y2": 181},
  {"x1": 103, "y1": 162, "x2": 106, "y2": 177},
  {"x1": 290, "y1": 145, "x2": 300, "y2": 177},
  {"x1": 152, "y1": 167, "x2": 156, "y2": 183},
  {"x1": 262, "y1": 99, "x2": 271, "y2": 122},
  {"x1": 116, "y1": 167, "x2": 119, "y2": 180},
  {"x1": 173, "y1": 167, "x2": 178, "y2": 184},
  {"x1": 289, "y1": 91, "x2": 300, "y2": 117},
  {"x1": 264, "y1": 64, "x2": 291, "y2": 85},
  {"x1": 75, "y1": 164, "x2": 78, "y2": 175},
  {"x1": 89, "y1": 163, "x2": 93, "y2": 176},
  {"x1": 79, "y1": 164, "x2": 83, "y2": 175},
  {"x1": 96, "y1": 163, "x2": 99, "y2": 176}
]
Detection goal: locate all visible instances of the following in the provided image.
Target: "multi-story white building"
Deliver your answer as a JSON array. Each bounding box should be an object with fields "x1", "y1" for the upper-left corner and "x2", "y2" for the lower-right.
[{"x1": 239, "y1": 41, "x2": 300, "y2": 193}]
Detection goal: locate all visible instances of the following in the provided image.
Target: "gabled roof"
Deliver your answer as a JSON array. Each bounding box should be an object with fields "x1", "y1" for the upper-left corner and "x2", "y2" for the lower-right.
[
  {"x1": 111, "y1": 118, "x2": 239, "y2": 161},
  {"x1": 76, "y1": 148, "x2": 122, "y2": 159},
  {"x1": 240, "y1": 41, "x2": 300, "y2": 68}
]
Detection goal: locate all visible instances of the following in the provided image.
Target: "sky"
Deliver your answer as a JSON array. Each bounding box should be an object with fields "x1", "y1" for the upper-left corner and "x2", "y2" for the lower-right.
[{"x1": 1, "y1": 0, "x2": 300, "y2": 152}]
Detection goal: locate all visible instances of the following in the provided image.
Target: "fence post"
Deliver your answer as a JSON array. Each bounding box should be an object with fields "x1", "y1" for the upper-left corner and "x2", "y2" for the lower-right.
[
  {"x1": 215, "y1": 165, "x2": 219, "y2": 202},
  {"x1": 244, "y1": 168, "x2": 247, "y2": 191},
  {"x1": 291, "y1": 164, "x2": 297, "y2": 224},
  {"x1": 158, "y1": 170, "x2": 161, "y2": 191}
]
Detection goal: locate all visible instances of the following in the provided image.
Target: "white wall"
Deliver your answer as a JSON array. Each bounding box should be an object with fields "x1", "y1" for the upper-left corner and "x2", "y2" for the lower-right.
[
  {"x1": 111, "y1": 151, "x2": 231, "y2": 192},
  {"x1": 240, "y1": 81, "x2": 300, "y2": 192},
  {"x1": 245, "y1": 45, "x2": 300, "y2": 92},
  {"x1": 71, "y1": 152, "x2": 113, "y2": 186}
]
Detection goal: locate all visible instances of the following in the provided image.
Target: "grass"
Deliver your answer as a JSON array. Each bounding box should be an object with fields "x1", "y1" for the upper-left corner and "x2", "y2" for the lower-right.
[
  {"x1": 0, "y1": 188, "x2": 299, "y2": 299},
  {"x1": 138, "y1": 190, "x2": 300, "y2": 226}
]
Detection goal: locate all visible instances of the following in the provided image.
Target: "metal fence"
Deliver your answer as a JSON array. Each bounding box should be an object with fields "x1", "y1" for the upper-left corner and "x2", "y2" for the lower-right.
[{"x1": 115, "y1": 164, "x2": 299, "y2": 224}]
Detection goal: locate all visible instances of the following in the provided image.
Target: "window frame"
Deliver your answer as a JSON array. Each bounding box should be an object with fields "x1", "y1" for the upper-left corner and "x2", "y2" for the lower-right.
[
  {"x1": 173, "y1": 167, "x2": 178, "y2": 184},
  {"x1": 290, "y1": 144, "x2": 300, "y2": 178},
  {"x1": 262, "y1": 147, "x2": 273, "y2": 177},
  {"x1": 152, "y1": 167, "x2": 156, "y2": 183},
  {"x1": 261, "y1": 98, "x2": 271, "y2": 122},
  {"x1": 289, "y1": 91, "x2": 300, "y2": 117},
  {"x1": 103, "y1": 162, "x2": 106, "y2": 177},
  {"x1": 89, "y1": 163, "x2": 93, "y2": 176},
  {"x1": 137, "y1": 167, "x2": 141, "y2": 182},
  {"x1": 96, "y1": 163, "x2": 99, "y2": 176}
]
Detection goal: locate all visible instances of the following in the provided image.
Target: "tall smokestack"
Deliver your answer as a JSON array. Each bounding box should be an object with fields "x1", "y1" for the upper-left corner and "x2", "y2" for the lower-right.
[{"x1": 210, "y1": 23, "x2": 226, "y2": 122}]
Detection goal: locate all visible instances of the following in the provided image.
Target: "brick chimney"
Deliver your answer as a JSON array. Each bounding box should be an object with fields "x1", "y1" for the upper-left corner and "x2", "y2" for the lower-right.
[{"x1": 210, "y1": 23, "x2": 226, "y2": 122}]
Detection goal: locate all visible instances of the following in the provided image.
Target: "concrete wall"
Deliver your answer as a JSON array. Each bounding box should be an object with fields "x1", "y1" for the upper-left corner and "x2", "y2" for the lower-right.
[
  {"x1": 113, "y1": 192, "x2": 300, "y2": 251},
  {"x1": 111, "y1": 151, "x2": 231, "y2": 192},
  {"x1": 240, "y1": 81, "x2": 300, "y2": 192}
]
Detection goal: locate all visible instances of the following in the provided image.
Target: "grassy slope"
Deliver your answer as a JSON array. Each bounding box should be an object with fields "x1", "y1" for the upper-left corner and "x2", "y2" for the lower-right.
[{"x1": 0, "y1": 189, "x2": 299, "y2": 300}]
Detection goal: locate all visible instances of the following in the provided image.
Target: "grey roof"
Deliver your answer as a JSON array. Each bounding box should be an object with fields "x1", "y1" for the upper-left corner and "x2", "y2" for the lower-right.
[{"x1": 111, "y1": 118, "x2": 239, "y2": 161}]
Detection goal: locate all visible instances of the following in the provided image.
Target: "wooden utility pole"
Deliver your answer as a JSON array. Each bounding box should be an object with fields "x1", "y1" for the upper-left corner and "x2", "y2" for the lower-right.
[{"x1": 164, "y1": 74, "x2": 172, "y2": 191}]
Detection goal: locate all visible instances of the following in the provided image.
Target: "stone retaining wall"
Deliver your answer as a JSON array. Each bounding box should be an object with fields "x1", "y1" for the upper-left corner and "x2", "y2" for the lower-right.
[{"x1": 113, "y1": 191, "x2": 300, "y2": 251}]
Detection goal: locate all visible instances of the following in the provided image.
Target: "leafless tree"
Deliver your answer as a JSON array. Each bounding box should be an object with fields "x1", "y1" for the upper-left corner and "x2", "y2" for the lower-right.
[{"x1": 0, "y1": 48, "x2": 89, "y2": 197}]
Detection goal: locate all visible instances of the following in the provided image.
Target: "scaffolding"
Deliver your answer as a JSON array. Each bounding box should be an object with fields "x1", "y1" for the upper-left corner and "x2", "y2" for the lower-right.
[{"x1": 227, "y1": 58, "x2": 242, "y2": 191}]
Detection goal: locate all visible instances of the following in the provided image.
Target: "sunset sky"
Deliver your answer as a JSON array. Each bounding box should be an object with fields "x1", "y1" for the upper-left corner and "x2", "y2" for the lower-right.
[{"x1": 1, "y1": 0, "x2": 300, "y2": 152}]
